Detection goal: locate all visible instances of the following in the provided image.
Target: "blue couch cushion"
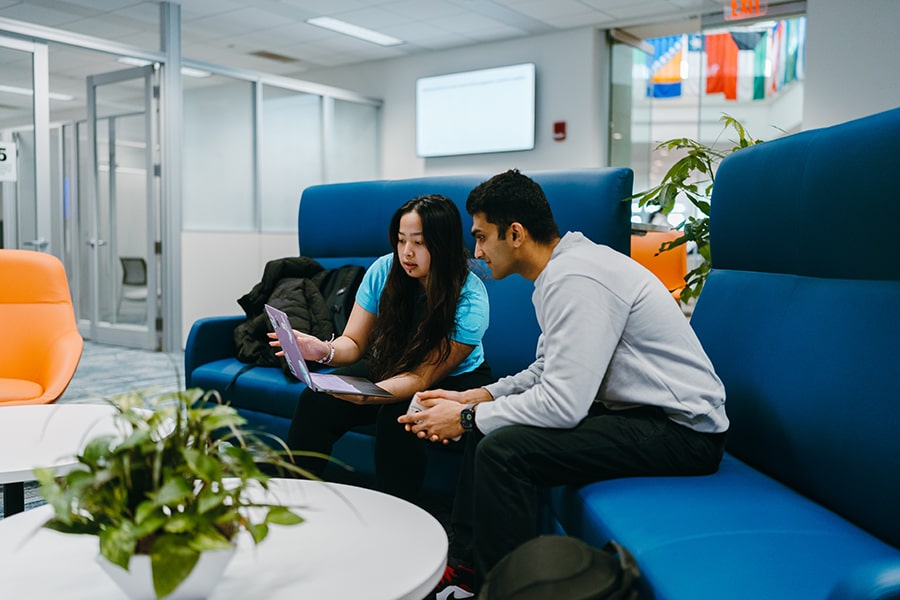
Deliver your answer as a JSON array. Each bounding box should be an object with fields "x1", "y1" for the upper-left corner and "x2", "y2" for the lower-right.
[
  {"x1": 546, "y1": 454, "x2": 900, "y2": 599},
  {"x1": 298, "y1": 169, "x2": 633, "y2": 261},
  {"x1": 710, "y1": 108, "x2": 900, "y2": 281},
  {"x1": 191, "y1": 359, "x2": 304, "y2": 420},
  {"x1": 693, "y1": 107, "x2": 900, "y2": 552},
  {"x1": 691, "y1": 270, "x2": 900, "y2": 548}
]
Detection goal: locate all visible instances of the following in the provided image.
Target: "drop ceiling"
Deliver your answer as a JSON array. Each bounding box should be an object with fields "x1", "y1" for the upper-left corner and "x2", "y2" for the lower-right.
[{"x1": 0, "y1": 0, "x2": 799, "y2": 128}]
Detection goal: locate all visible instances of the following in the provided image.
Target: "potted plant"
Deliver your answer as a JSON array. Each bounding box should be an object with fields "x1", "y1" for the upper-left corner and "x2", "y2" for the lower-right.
[
  {"x1": 629, "y1": 114, "x2": 763, "y2": 302},
  {"x1": 35, "y1": 388, "x2": 316, "y2": 599}
]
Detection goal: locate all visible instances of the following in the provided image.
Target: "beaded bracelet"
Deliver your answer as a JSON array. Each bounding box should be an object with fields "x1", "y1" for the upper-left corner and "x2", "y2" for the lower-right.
[{"x1": 315, "y1": 334, "x2": 336, "y2": 365}]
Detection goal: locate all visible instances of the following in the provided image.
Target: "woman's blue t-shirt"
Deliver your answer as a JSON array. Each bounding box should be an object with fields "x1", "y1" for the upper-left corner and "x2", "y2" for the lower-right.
[{"x1": 355, "y1": 254, "x2": 489, "y2": 377}]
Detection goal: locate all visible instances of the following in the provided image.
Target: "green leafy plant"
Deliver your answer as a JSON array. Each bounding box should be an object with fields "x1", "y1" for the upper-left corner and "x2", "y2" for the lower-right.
[
  {"x1": 35, "y1": 389, "x2": 317, "y2": 599},
  {"x1": 629, "y1": 114, "x2": 763, "y2": 302}
]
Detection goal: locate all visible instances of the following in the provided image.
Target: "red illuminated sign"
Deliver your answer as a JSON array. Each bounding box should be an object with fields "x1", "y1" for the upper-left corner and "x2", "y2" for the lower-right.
[{"x1": 725, "y1": 0, "x2": 768, "y2": 21}]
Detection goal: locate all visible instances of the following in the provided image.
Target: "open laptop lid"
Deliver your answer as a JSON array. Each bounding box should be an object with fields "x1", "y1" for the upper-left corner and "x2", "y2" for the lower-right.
[{"x1": 264, "y1": 304, "x2": 394, "y2": 398}]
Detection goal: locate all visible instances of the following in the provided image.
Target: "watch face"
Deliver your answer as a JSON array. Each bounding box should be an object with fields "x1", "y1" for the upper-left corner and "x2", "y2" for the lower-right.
[{"x1": 460, "y1": 405, "x2": 476, "y2": 431}]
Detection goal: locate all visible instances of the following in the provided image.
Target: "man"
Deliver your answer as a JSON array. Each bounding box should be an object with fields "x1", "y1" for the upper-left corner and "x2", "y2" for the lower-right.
[{"x1": 399, "y1": 169, "x2": 728, "y2": 599}]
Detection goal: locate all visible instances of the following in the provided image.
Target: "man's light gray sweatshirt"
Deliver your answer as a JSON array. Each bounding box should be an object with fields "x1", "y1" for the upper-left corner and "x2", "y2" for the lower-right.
[{"x1": 477, "y1": 232, "x2": 728, "y2": 435}]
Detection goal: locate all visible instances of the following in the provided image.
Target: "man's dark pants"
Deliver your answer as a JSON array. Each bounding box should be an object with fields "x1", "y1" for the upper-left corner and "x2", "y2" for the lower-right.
[{"x1": 449, "y1": 403, "x2": 727, "y2": 589}]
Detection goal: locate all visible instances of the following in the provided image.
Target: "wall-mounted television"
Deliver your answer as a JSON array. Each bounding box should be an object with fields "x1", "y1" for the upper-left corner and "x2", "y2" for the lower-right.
[{"x1": 416, "y1": 63, "x2": 536, "y2": 158}]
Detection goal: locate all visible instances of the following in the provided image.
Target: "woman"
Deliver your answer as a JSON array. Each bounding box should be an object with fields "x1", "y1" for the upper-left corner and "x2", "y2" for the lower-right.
[{"x1": 274, "y1": 194, "x2": 492, "y2": 501}]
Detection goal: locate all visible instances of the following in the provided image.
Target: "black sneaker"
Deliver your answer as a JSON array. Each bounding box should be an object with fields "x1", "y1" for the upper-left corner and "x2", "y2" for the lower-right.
[{"x1": 425, "y1": 557, "x2": 476, "y2": 600}]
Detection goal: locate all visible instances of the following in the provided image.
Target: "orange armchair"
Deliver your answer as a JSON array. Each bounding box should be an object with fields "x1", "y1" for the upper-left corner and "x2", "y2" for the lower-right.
[
  {"x1": 0, "y1": 250, "x2": 83, "y2": 405},
  {"x1": 630, "y1": 230, "x2": 688, "y2": 302}
]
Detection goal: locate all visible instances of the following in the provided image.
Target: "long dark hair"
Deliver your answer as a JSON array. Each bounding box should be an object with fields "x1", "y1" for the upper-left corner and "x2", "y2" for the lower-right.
[{"x1": 368, "y1": 194, "x2": 469, "y2": 381}]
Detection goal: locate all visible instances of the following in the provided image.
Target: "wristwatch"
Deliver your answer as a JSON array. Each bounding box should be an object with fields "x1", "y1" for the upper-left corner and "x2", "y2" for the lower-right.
[{"x1": 460, "y1": 403, "x2": 477, "y2": 432}]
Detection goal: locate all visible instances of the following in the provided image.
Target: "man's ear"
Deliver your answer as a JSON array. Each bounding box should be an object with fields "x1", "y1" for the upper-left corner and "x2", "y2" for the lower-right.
[{"x1": 509, "y1": 222, "x2": 526, "y2": 246}]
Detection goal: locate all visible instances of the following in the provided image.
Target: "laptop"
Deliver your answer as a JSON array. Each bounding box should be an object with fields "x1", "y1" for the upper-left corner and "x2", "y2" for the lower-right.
[{"x1": 264, "y1": 304, "x2": 394, "y2": 398}]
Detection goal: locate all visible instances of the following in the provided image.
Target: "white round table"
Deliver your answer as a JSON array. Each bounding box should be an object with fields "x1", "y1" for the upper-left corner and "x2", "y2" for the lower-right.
[
  {"x1": 0, "y1": 479, "x2": 448, "y2": 599},
  {"x1": 0, "y1": 403, "x2": 119, "y2": 515}
]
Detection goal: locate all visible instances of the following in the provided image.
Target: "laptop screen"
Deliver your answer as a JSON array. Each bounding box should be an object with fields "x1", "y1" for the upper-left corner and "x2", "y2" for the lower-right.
[{"x1": 264, "y1": 304, "x2": 313, "y2": 387}]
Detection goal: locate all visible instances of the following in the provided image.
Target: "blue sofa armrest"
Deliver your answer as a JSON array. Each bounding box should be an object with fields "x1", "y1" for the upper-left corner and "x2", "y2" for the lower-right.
[
  {"x1": 828, "y1": 560, "x2": 900, "y2": 600},
  {"x1": 184, "y1": 315, "x2": 243, "y2": 388}
]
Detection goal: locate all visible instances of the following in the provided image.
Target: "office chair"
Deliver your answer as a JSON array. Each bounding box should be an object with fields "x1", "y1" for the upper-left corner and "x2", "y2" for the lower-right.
[
  {"x1": 630, "y1": 229, "x2": 688, "y2": 302},
  {"x1": 118, "y1": 257, "x2": 148, "y2": 315},
  {"x1": 0, "y1": 250, "x2": 83, "y2": 405}
]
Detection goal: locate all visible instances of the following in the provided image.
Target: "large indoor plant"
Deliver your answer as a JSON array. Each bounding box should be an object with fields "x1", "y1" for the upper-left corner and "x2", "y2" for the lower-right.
[
  {"x1": 630, "y1": 114, "x2": 763, "y2": 302},
  {"x1": 35, "y1": 388, "x2": 314, "y2": 599}
]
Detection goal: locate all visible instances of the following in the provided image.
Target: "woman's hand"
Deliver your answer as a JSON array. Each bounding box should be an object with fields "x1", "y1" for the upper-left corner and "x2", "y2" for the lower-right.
[{"x1": 267, "y1": 330, "x2": 330, "y2": 362}]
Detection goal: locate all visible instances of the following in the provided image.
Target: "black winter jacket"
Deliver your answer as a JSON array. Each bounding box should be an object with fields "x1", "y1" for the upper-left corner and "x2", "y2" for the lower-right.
[{"x1": 233, "y1": 256, "x2": 335, "y2": 369}]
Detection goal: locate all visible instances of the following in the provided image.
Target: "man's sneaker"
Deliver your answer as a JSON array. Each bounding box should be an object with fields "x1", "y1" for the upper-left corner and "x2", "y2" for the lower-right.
[{"x1": 425, "y1": 557, "x2": 475, "y2": 600}]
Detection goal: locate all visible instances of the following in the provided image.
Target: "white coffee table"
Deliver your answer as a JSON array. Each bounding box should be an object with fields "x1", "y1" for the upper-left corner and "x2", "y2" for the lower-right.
[
  {"x1": 0, "y1": 478, "x2": 448, "y2": 599},
  {"x1": 0, "y1": 403, "x2": 119, "y2": 516}
]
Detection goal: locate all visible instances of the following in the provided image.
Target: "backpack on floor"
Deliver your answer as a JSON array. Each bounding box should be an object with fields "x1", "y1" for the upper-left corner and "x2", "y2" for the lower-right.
[
  {"x1": 478, "y1": 535, "x2": 641, "y2": 600},
  {"x1": 317, "y1": 264, "x2": 366, "y2": 336}
]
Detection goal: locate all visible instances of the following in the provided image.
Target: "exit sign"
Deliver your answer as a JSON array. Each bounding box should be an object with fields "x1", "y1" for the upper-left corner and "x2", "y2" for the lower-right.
[{"x1": 725, "y1": 0, "x2": 768, "y2": 20}]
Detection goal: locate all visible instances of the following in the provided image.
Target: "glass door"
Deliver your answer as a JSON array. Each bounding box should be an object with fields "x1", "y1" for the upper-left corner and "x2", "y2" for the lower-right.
[
  {"x1": 81, "y1": 65, "x2": 160, "y2": 349},
  {"x1": 0, "y1": 36, "x2": 49, "y2": 254}
]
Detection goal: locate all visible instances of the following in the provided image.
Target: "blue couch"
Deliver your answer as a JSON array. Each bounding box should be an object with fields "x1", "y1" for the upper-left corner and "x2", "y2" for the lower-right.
[
  {"x1": 542, "y1": 108, "x2": 900, "y2": 599},
  {"x1": 184, "y1": 168, "x2": 633, "y2": 495},
  {"x1": 187, "y1": 110, "x2": 900, "y2": 600}
]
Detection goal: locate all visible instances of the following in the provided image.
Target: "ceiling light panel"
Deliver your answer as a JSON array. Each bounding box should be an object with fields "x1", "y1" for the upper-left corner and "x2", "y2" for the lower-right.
[{"x1": 306, "y1": 17, "x2": 404, "y2": 46}]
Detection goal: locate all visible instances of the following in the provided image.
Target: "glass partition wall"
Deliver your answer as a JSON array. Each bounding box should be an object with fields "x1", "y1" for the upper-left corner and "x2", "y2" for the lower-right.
[
  {"x1": 611, "y1": 16, "x2": 807, "y2": 228},
  {"x1": 182, "y1": 75, "x2": 380, "y2": 234},
  {"x1": 0, "y1": 37, "x2": 43, "y2": 255},
  {"x1": 1, "y1": 15, "x2": 381, "y2": 351},
  {"x1": 178, "y1": 69, "x2": 380, "y2": 343}
]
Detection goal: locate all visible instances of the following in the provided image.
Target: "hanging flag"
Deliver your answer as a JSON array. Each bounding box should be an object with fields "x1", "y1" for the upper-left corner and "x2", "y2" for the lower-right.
[
  {"x1": 706, "y1": 33, "x2": 739, "y2": 100},
  {"x1": 730, "y1": 30, "x2": 764, "y2": 101},
  {"x1": 753, "y1": 31, "x2": 768, "y2": 100},
  {"x1": 770, "y1": 20, "x2": 786, "y2": 93},
  {"x1": 795, "y1": 18, "x2": 806, "y2": 80},
  {"x1": 784, "y1": 19, "x2": 800, "y2": 85},
  {"x1": 730, "y1": 31, "x2": 764, "y2": 50},
  {"x1": 646, "y1": 35, "x2": 684, "y2": 98}
]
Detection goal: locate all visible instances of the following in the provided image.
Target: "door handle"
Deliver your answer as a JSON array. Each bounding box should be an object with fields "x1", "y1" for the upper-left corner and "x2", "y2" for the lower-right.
[{"x1": 23, "y1": 238, "x2": 49, "y2": 251}]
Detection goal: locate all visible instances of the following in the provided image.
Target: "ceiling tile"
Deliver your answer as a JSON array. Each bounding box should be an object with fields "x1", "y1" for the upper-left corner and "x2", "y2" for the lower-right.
[
  {"x1": 512, "y1": 0, "x2": 598, "y2": 21},
  {"x1": 546, "y1": 12, "x2": 617, "y2": 28},
  {"x1": 381, "y1": 0, "x2": 466, "y2": 21},
  {"x1": 177, "y1": 0, "x2": 249, "y2": 19},
  {"x1": 278, "y1": 0, "x2": 370, "y2": 17},
  {"x1": 106, "y1": 2, "x2": 159, "y2": 25},
  {"x1": 0, "y1": 2, "x2": 85, "y2": 27},
  {"x1": 431, "y1": 11, "x2": 527, "y2": 35},
  {"x1": 61, "y1": 0, "x2": 142, "y2": 10},
  {"x1": 57, "y1": 14, "x2": 145, "y2": 39}
]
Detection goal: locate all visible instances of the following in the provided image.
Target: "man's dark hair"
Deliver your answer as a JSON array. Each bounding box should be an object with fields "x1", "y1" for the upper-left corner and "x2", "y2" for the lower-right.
[{"x1": 466, "y1": 169, "x2": 560, "y2": 244}]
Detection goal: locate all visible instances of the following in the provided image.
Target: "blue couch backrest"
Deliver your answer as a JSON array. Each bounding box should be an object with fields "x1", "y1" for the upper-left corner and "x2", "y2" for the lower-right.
[
  {"x1": 690, "y1": 108, "x2": 900, "y2": 548},
  {"x1": 296, "y1": 168, "x2": 633, "y2": 379}
]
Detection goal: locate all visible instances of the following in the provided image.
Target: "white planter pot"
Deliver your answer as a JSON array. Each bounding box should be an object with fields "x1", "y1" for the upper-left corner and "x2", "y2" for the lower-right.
[{"x1": 97, "y1": 548, "x2": 235, "y2": 600}]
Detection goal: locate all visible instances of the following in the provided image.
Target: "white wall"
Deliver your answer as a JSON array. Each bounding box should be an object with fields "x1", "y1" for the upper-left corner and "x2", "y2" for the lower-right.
[
  {"x1": 181, "y1": 231, "x2": 297, "y2": 342},
  {"x1": 803, "y1": 0, "x2": 900, "y2": 129},
  {"x1": 299, "y1": 27, "x2": 608, "y2": 179}
]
